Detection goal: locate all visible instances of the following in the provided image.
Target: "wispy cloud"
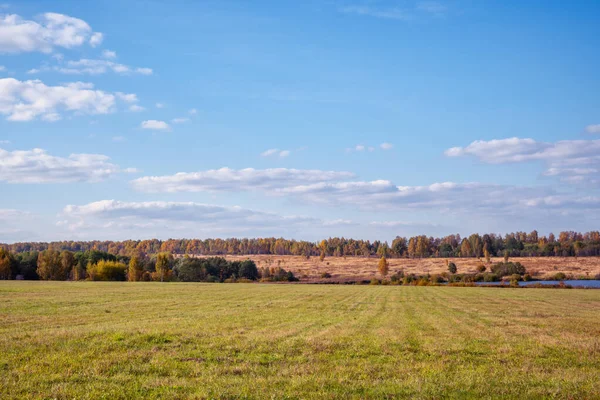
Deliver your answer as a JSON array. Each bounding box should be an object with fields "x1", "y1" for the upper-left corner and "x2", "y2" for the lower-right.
[
  {"x1": 340, "y1": 2, "x2": 448, "y2": 20},
  {"x1": 586, "y1": 124, "x2": 600, "y2": 134},
  {"x1": 340, "y1": 5, "x2": 411, "y2": 20},
  {"x1": 171, "y1": 117, "x2": 189, "y2": 124},
  {"x1": 261, "y1": 148, "x2": 290, "y2": 158}
]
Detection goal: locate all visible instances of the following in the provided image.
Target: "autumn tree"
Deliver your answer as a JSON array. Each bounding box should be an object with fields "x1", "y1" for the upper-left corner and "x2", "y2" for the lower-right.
[
  {"x1": 37, "y1": 250, "x2": 69, "y2": 280},
  {"x1": 391, "y1": 236, "x2": 407, "y2": 257},
  {"x1": 460, "y1": 239, "x2": 473, "y2": 257},
  {"x1": 378, "y1": 256, "x2": 389, "y2": 277},
  {"x1": 0, "y1": 248, "x2": 15, "y2": 280},
  {"x1": 416, "y1": 236, "x2": 430, "y2": 258},
  {"x1": 484, "y1": 248, "x2": 491, "y2": 264},
  {"x1": 128, "y1": 255, "x2": 144, "y2": 281},
  {"x1": 155, "y1": 252, "x2": 173, "y2": 282},
  {"x1": 60, "y1": 251, "x2": 76, "y2": 280}
]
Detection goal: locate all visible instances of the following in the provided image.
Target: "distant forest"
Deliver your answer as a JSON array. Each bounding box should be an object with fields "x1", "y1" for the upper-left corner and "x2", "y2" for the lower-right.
[{"x1": 2, "y1": 230, "x2": 600, "y2": 258}]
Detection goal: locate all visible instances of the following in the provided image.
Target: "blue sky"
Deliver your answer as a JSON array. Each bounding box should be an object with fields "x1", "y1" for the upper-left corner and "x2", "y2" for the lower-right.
[{"x1": 1, "y1": 0, "x2": 599, "y2": 242}]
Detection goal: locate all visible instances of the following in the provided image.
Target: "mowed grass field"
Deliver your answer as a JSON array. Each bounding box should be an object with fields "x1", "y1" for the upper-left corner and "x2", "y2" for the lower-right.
[{"x1": 1, "y1": 283, "x2": 599, "y2": 399}]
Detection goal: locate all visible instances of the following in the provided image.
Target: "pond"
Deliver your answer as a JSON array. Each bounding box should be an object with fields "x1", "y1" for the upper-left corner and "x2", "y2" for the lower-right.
[{"x1": 476, "y1": 280, "x2": 600, "y2": 288}]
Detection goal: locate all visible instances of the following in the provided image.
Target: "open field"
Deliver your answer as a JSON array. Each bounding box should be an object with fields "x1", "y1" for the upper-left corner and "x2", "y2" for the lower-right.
[
  {"x1": 1, "y1": 282, "x2": 599, "y2": 399},
  {"x1": 224, "y1": 255, "x2": 600, "y2": 282}
]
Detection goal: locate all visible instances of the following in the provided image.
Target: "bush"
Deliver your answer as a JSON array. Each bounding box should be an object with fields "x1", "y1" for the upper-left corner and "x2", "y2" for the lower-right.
[
  {"x1": 491, "y1": 262, "x2": 526, "y2": 277},
  {"x1": 552, "y1": 272, "x2": 567, "y2": 281},
  {"x1": 448, "y1": 262, "x2": 457, "y2": 274},
  {"x1": 87, "y1": 260, "x2": 127, "y2": 281},
  {"x1": 321, "y1": 272, "x2": 332, "y2": 279},
  {"x1": 370, "y1": 278, "x2": 381, "y2": 285},
  {"x1": 476, "y1": 264, "x2": 486, "y2": 273}
]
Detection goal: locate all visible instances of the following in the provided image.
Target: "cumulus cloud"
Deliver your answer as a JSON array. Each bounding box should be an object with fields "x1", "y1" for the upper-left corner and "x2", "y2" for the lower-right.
[
  {"x1": 445, "y1": 137, "x2": 600, "y2": 184},
  {"x1": 261, "y1": 148, "x2": 290, "y2": 157},
  {"x1": 140, "y1": 120, "x2": 170, "y2": 130},
  {"x1": 0, "y1": 12, "x2": 103, "y2": 53},
  {"x1": 131, "y1": 167, "x2": 355, "y2": 193},
  {"x1": 380, "y1": 142, "x2": 393, "y2": 150},
  {"x1": 0, "y1": 65, "x2": 5, "y2": 71},
  {"x1": 0, "y1": 78, "x2": 136, "y2": 121},
  {"x1": 0, "y1": 146, "x2": 135, "y2": 183},
  {"x1": 586, "y1": 124, "x2": 600, "y2": 134}
]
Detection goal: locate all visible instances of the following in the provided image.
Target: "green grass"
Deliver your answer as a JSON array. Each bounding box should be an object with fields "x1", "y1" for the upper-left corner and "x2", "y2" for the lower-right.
[{"x1": 1, "y1": 282, "x2": 599, "y2": 399}]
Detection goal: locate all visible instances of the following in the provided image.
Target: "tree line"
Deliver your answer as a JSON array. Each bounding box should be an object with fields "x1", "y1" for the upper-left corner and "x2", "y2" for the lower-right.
[
  {"x1": 2, "y1": 230, "x2": 600, "y2": 259},
  {"x1": 0, "y1": 248, "x2": 297, "y2": 282}
]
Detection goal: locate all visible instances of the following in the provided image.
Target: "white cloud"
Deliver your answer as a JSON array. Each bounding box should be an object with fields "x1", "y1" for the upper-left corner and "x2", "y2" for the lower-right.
[
  {"x1": 60, "y1": 200, "x2": 318, "y2": 236},
  {"x1": 131, "y1": 167, "x2": 355, "y2": 193},
  {"x1": 101, "y1": 49, "x2": 116, "y2": 59},
  {"x1": 38, "y1": 58, "x2": 153, "y2": 76},
  {"x1": 89, "y1": 32, "x2": 103, "y2": 47},
  {"x1": 0, "y1": 146, "x2": 134, "y2": 183},
  {"x1": 0, "y1": 12, "x2": 103, "y2": 54},
  {"x1": 445, "y1": 137, "x2": 600, "y2": 184},
  {"x1": 155, "y1": 102, "x2": 165, "y2": 108},
  {"x1": 261, "y1": 148, "x2": 290, "y2": 157},
  {"x1": 0, "y1": 78, "x2": 134, "y2": 121},
  {"x1": 380, "y1": 142, "x2": 393, "y2": 150},
  {"x1": 141, "y1": 120, "x2": 169, "y2": 130},
  {"x1": 261, "y1": 148, "x2": 279, "y2": 157},
  {"x1": 112, "y1": 136, "x2": 125, "y2": 142},
  {"x1": 189, "y1": 108, "x2": 198, "y2": 115},
  {"x1": 0, "y1": 140, "x2": 9, "y2": 144},
  {"x1": 0, "y1": 65, "x2": 5, "y2": 71},
  {"x1": 41, "y1": 112, "x2": 61, "y2": 122},
  {"x1": 355, "y1": 145, "x2": 365, "y2": 151},
  {"x1": 586, "y1": 124, "x2": 600, "y2": 134},
  {"x1": 128, "y1": 104, "x2": 145, "y2": 112},
  {"x1": 171, "y1": 117, "x2": 189, "y2": 124},
  {"x1": 135, "y1": 67, "x2": 153, "y2": 75}
]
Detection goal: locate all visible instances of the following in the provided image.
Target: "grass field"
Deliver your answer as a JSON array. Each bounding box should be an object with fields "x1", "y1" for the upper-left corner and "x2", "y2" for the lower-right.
[
  {"x1": 224, "y1": 255, "x2": 600, "y2": 282},
  {"x1": 1, "y1": 282, "x2": 599, "y2": 399}
]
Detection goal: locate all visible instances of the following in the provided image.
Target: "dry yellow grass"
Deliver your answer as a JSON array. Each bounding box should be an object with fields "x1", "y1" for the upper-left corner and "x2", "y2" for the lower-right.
[{"x1": 223, "y1": 255, "x2": 600, "y2": 282}]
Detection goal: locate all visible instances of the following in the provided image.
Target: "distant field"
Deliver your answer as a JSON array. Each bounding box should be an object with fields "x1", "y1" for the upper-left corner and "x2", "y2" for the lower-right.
[
  {"x1": 1, "y1": 282, "x2": 599, "y2": 399},
  {"x1": 224, "y1": 255, "x2": 600, "y2": 282}
]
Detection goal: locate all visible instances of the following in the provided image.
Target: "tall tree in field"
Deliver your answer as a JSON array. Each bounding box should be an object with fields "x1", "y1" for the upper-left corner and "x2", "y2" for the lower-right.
[
  {"x1": 484, "y1": 248, "x2": 491, "y2": 264},
  {"x1": 460, "y1": 239, "x2": 473, "y2": 257},
  {"x1": 0, "y1": 248, "x2": 15, "y2": 280},
  {"x1": 155, "y1": 252, "x2": 172, "y2": 282},
  {"x1": 378, "y1": 256, "x2": 389, "y2": 278}
]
